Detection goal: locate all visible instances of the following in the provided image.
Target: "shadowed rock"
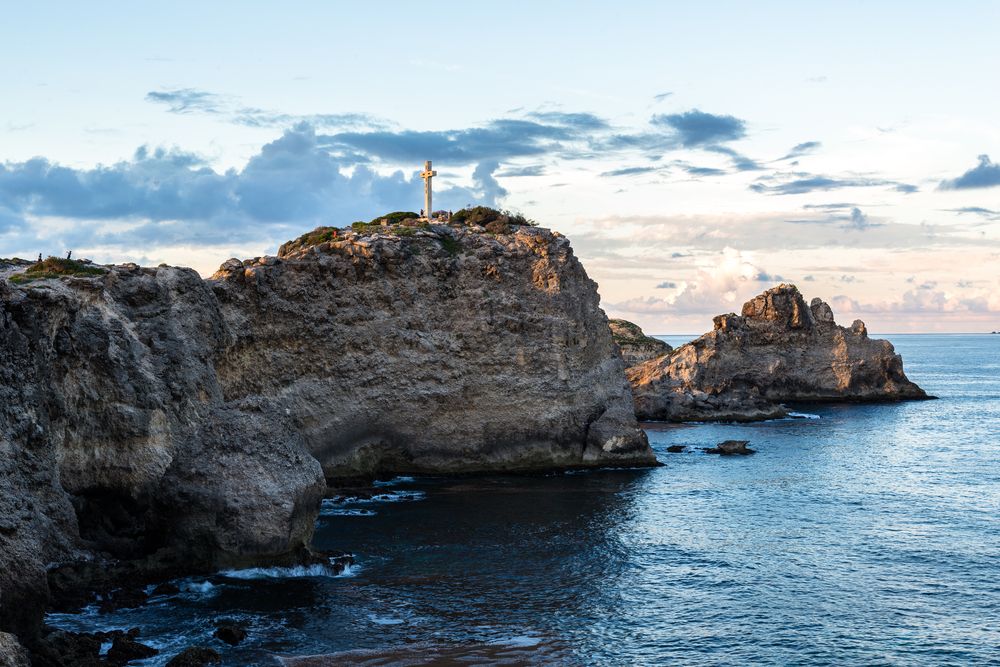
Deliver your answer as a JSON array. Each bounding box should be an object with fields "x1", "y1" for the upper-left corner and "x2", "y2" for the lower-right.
[
  {"x1": 165, "y1": 647, "x2": 221, "y2": 666},
  {"x1": 629, "y1": 284, "x2": 929, "y2": 422}
]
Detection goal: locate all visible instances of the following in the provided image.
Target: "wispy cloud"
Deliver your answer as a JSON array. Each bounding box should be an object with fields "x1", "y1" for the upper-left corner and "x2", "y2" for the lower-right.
[
  {"x1": 750, "y1": 173, "x2": 918, "y2": 195},
  {"x1": 780, "y1": 141, "x2": 821, "y2": 160},
  {"x1": 145, "y1": 88, "x2": 225, "y2": 114}
]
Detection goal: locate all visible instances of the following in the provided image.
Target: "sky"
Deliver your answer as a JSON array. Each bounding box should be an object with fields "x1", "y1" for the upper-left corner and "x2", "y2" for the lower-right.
[{"x1": 1, "y1": 2, "x2": 998, "y2": 333}]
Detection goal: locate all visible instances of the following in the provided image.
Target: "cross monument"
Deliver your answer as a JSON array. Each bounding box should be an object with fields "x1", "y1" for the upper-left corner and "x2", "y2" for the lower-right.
[{"x1": 420, "y1": 160, "x2": 436, "y2": 219}]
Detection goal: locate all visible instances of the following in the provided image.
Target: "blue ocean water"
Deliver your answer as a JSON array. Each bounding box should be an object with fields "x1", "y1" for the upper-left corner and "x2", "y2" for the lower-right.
[{"x1": 48, "y1": 334, "x2": 1000, "y2": 665}]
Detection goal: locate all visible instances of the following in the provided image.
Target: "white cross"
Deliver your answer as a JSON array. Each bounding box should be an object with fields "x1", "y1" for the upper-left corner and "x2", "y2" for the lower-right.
[{"x1": 420, "y1": 160, "x2": 437, "y2": 218}]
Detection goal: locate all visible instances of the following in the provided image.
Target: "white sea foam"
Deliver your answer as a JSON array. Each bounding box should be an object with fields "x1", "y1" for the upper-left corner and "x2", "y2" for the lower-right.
[
  {"x1": 372, "y1": 476, "x2": 416, "y2": 487},
  {"x1": 180, "y1": 580, "x2": 216, "y2": 594},
  {"x1": 368, "y1": 614, "x2": 405, "y2": 625},
  {"x1": 327, "y1": 490, "x2": 426, "y2": 505},
  {"x1": 786, "y1": 412, "x2": 821, "y2": 420},
  {"x1": 220, "y1": 562, "x2": 358, "y2": 580},
  {"x1": 320, "y1": 507, "x2": 378, "y2": 517}
]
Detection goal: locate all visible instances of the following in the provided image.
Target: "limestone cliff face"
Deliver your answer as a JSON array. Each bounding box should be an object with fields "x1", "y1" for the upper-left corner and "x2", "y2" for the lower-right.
[
  {"x1": 608, "y1": 319, "x2": 672, "y2": 368},
  {"x1": 0, "y1": 266, "x2": 324, "y2": 641},
  {"x1": 629, "y1": 284, "x2": 928, "y2": 422},
  {"x1": 211, "y1": 224, "x2": 653, "y2": 478},
  {"x1": 0, "y1": 223, "x2": 653, "y2": 645}
]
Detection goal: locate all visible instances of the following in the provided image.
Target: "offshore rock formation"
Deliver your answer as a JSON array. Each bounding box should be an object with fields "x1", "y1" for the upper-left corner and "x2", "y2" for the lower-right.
[
  {"x1": 0, "y1": 222, "x2": 653, "y2": 651},
  {"x1": 608, "y1": 319, "x2": 672, "y2": 368},
  {"x1": 629, "y1": 284, "x2": 928, "y2": 422}
]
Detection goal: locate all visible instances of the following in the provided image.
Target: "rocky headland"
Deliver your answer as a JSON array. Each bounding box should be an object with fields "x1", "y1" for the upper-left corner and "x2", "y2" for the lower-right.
[
  {"x1": 628, "y1": 284, "x2": 929, "y2": 422},
  {"x1": 608, "y1": 318, "x2": 672, "y2": 368},
  {"x1": 0, "y1": 216, "x2": 654, "y2": 661}
]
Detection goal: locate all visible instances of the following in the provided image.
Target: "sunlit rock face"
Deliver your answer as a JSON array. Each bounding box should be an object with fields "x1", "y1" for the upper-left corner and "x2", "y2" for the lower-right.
[
  {"x1": 0, "y1": 222, "x2": 654, "y2": 645},
  {"x1": 212, "y1": 223, "x2": 654, "y2": 479},
  {"x1": 608, "y1": 319, "x2": 672, "y2": 368},
  {"x1": 628, "y1": 284, "x2": 928, "y2": 422}
]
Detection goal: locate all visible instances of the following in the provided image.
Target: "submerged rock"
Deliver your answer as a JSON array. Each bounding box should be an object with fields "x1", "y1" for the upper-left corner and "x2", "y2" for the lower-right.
[
  {"x1": 212, "y1": 623, "x2": 247, "y2": 646},
  {"x1": 608, "y1": 319, "x2": 672, "y2": 368},
  {"x1": 629, "y1": 284, "x2": 929, "y2": 422},
  {"x1": 106, "y1": 634, "x2": 158, "y2": 665},
  {"x1": 665, "y1": 445, "x2": 687, "y2": 453}
]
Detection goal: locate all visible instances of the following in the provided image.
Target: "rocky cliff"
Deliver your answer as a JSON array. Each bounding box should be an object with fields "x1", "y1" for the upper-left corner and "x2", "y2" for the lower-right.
[
  {"x1": 212, "y1": 223, "x2": 652, "y2": 478},
  {"x1": 0, "y1": 221, "x2": 654, "y2": 652},
  {"x1": 608, "y1": 319, "x2": 672, "y2": 368},
  {"x1": 628, "y1": 284, "x2": 929, "y2": 421}
]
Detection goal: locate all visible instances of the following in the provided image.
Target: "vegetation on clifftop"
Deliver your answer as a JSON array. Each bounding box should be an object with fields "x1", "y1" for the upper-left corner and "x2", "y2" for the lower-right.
[{"x1": 8, "y1": 257, "x2": 106, "y2": 283}]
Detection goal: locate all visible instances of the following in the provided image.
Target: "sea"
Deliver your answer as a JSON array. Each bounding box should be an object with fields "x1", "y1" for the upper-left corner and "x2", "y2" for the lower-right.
[{"x1": 47, "y1": 334, "x2": 1000, "y2": 666}]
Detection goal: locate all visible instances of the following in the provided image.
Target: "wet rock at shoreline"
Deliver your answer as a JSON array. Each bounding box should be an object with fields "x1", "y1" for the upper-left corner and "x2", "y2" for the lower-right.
[
  {"x1": 213, "y1": 622, "x2": 247, "y2": 646},
  {"x1": 705, "y1": 440, "x2": 755, "y2": 455},
  {"x1": 165, "y1": 647, "x2": 222, "y2": 666}
]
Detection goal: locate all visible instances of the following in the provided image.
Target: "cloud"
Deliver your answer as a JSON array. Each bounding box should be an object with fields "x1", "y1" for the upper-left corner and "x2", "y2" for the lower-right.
[
  {"x1": 703, "y1": 145, "x2": 762, "y2": 171},
  {"x1": 607, "y1": 248, "x2": 784, "y2": 317},
  {"x1": 939, "y1": 155, "x2": 1000, "y2": 190},
  {"x1": 653, "y1": 92, "x2": 673, "y2": 102},
  {"x1": 649, "y1": 109, "x2": 747, "y2": 147},
  {"x1": 145, "y1": 88, "x2": 224, "y2": 114},
  {"x1": 751, "y1": 173, "x2": 917, "y2": 195},
  {"x1": 845, "y1": 207, "x2": 878, "y2": 231},
  {"x1": 832, "y1": 287, "x2": 1000, "y2": 315},
  {"x1": 495, "y1": 164, "x2": 546, "y2": 177},
  {"x1": 780, "y1": 141, "x2": 821, "y2": 160},
  {"x1": 655, "y1": 281, "x2": 678, "y2": 289},
  {"x1": 601, "y1": 166, "x2": 659, "y2": 177},
  {"x1": 322, "y1": 119, "x2": 579, "y2": 166},
  {"x1": 684, "y1": 166, "x2": 727, "y2": 177},
  {"x1": 947, "y1": 206, "x2": 999, "y2": 218},
  {"x1": 146, "y1": 88, "x2": 388, "y2": 131},
  {"x1": 524, "y1": 111, "x2": 610, "y2": 131},
  {"x1": 0, "y1": 123, "x2": 508, "y2": 254}
]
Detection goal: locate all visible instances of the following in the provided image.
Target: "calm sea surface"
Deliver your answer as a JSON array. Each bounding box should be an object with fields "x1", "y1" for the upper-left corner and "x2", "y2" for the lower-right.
[{"x1": 49, "y1": 334, "x2": 1000, "y2": 665}]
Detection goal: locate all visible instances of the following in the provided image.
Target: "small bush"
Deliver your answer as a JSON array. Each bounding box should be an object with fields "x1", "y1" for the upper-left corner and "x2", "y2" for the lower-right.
[
  {"x1": 370, "y1": 211, "x2": 419, "y2": 226},
  {"x1": 10, "y1": 257, "x2": 105, "y2": 283},
  {"x1": 450, "y1": 206, "x2": 535, "y2": 230}
]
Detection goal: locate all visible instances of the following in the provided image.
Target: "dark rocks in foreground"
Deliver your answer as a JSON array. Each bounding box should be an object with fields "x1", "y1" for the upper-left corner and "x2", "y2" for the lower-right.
[
  {"x1": 165, "y1": 647, "x2": 222, "y2": 666},
  {"x1": 629, "y1": 284, "x2": 929, "y2": 423}
]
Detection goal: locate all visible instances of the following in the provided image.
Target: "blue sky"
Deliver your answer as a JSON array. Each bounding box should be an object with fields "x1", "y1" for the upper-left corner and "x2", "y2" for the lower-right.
[{"x1": 2, "y1": 1, "x2": 999, "y2": 332}]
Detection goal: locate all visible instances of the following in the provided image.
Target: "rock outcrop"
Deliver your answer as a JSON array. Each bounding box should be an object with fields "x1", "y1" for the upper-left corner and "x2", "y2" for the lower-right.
[
  {"x1": 608, "y1": 319, "x2": 672, "y2": 368},
  {"x1": 212, "y1": 223, "x2": 653, "y2": 478},
  {"x1": 0, "y1": 220, "x2": 654, "y2": 652},
  {"x1": 629, "y1": 284, "x2": 928, "y2": 422}
]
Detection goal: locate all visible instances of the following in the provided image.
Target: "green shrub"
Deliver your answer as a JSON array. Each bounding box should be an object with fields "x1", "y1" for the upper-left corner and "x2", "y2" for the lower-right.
[
  {"x1": 450, "y1": 206, "x2": 535, "y2": 230},
  {"x1": 9, "y1": 257, "x2": 105, "y2": 283},
  {"x1": 370, "y1": 211, "x2": 419, "y2": 225}
]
